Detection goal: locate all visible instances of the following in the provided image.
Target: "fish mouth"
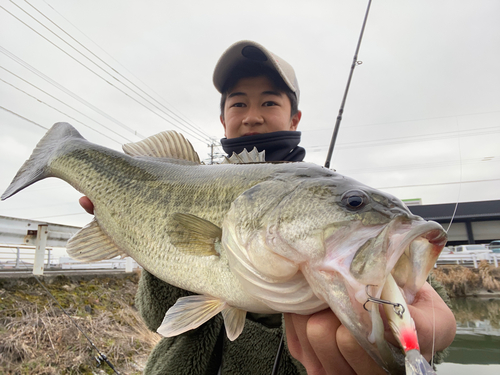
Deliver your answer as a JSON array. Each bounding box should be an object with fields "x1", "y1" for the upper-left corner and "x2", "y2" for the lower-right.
[
  {"x1": 321, "y1": 216, "x2": 447, "y2": 308},
  {"x1": 382, "y1": 218, "x2": 447, "y2": 304},
  {"x1": 343, "y1": 217, "x2": 446, "y2": 365},
  {"x1": 304, "y1": 217, "x2": 447, "y2": 371},
  {"x1": 343, "y1": 217, "x2": 447, "y2": 308},
  {"x1": 350, "y1": 217, "x2": 447, "y2": 354}
]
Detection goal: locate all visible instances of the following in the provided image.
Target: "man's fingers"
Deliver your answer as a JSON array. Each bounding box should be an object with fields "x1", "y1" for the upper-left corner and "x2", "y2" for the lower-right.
[
  {"x1": 285, "y1": 313, "x2": 325, "y2": 374},
  {"x1": 337, "y1": 325, "x2": 387, "y2": 375},
  {"x1": 408, "y1": 282, "x2": 456, "y2": 360},
  {"x1": 79, "y1": 196, "x2": 94, "y2": 214},
  {"x1": 306, "y1": 309, "x2": 355, "y2": 375}
]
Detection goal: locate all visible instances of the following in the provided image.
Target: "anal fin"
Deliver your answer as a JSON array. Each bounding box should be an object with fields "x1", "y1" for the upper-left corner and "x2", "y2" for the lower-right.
[{"x1": 67, "y1": 219, "x2": 127, "y2": 261}]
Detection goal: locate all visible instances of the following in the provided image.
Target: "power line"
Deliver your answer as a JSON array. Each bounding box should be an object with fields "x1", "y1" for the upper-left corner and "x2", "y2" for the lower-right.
[
  {"x1": 304, "y1": 110, "x2": 500, "y2": 133},
  {"x1": 0, "y1": 76, "x2": 126, "y2": 145},
  {"x1": 0, "y1": 45, "x2": 142, "y2": 140},
  {"x1": 31, "y1": 212, "x2": 90, "y2": 219},
  {"x1": 336, "y1": 156, "x2": 499, "y2": 176},
  {"x1": 27, "y1": 0, "x2": 212, "y2": 141},
  {"x1": 2, "y1": 1, "x2": 211, "y2": 144},
  {"x1": 1, "y1": 4, "x2": 148, "y2": 139},
  {"x1": 375, "y1": 177, "x2": 500, "y2": 191},
  {"x1": 304, "y1": 124, "x2": 500, "y2": 151},
  {"x1": 0, "y1": 66, "x2": 132, "y2": 143},
  {"x1": 0, "y1": 105, "x2": 49, "y2": 130}
]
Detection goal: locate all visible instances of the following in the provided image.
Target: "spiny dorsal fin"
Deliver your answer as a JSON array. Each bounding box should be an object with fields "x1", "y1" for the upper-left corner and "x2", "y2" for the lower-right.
[
  {"x1": 67, "y1": 219, "x2": 127, "y2": 261},
  {"x1": 157, "y1": 295, "x2": 247, "y2": 341},
  {"x1": 222, "y1": 147, "x2": 266, "y2": 164},
  {"x1": 123, "y1": 131, "x2": 201, "y2": 163},
  {"x1": 170, "y1": 213, "x2": 222, "y2": 256}
]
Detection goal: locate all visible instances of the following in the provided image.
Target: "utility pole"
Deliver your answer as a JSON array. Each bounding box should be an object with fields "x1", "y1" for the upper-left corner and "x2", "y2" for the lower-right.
[{"x1": 206, "y1": 140, "x2": 223, "y2": 164}]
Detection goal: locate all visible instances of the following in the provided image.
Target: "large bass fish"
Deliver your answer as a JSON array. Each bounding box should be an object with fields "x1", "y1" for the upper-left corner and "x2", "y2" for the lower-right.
[{"x1": 2, "y1": 123, "x2": 447, "y2": 374}]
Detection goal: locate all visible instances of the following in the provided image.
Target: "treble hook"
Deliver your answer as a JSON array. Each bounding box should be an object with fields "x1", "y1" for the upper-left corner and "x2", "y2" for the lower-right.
[{"x1": 362, "y1": 285, "x2": 405, "y2": 319}]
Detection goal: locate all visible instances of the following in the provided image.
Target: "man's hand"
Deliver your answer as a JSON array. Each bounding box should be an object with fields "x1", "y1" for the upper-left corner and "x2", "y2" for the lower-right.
[
  {"x1": 285, "y1": 282, "x2": 456, "y2": 375},
  {"x1": 79, "y1": 196, "x2": 94, "y2": 214}
]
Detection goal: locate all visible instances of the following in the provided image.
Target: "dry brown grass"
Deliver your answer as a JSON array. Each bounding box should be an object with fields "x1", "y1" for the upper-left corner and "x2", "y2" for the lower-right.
[
  {"x1": 0, "y1": 272, "x2": 160, "y2": 374},
  {"x1": 478, "y1": 260, "x2": 500, "y2": 290},
  {"x1": 432, "y1": 262, "x2": 500, "y2": 297},
  {"x1": 431, "y1": 265, "x2": 479, "y2": 297}
]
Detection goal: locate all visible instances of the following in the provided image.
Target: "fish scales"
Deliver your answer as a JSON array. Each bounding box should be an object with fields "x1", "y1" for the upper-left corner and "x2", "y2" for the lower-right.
[
  {"x1": 39, "y1": 134, "x2": 310, "y2": 311},
  {"x1": 2, "y1": 123, "x2": 447, "y2": 374}
]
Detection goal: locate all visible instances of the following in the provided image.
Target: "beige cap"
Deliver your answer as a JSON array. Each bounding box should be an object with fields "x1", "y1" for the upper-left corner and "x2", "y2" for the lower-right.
[{"x1": 213, "y1": 40, "x2": 300, "y2": 101}]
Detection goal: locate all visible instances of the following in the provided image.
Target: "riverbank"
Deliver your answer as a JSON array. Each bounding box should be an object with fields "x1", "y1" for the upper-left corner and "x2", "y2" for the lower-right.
[
  {"x1": 1, "y1": 263, "x2": 499, "y2": 374},
  {"x1": 431, "y1": 261, "x2": 500, "y2": 298},
  {"x1": 0, "y1": 271, "x2": 160, "y2": 374}
]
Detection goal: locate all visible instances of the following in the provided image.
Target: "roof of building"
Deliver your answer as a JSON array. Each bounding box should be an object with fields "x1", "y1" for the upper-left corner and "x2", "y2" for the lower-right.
[{"x1": 408, "y1": 200, "x2": 500, "y2": 221}]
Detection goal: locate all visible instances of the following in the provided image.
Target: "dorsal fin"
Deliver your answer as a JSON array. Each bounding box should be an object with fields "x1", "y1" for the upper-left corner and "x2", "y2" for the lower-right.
[
  {"x1": 221, "y1": 147, "x2": 266, "y2": 164},
  {"x1": 123, "y1": 131, "x2": 201, "y2": 163}
]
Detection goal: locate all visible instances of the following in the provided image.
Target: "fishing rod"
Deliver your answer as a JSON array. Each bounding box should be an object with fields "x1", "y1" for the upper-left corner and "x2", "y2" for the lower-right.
[{"x1": 324, "y1": 0, "x2": 372, "y2": 169}]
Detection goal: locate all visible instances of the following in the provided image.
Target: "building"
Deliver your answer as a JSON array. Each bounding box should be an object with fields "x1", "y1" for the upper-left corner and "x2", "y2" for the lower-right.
[{"x1": 408, "y1": 200, "x2": 500, "y2": 246}]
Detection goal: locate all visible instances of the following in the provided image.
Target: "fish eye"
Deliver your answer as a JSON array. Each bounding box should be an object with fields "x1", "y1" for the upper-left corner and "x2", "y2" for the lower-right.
[{"x1": 341, "y1": 190, "x2": 368, "y2": 210}]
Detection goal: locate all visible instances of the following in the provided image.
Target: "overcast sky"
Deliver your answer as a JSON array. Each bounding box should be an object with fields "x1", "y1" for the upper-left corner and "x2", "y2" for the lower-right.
[{"x1": 1, "y1": 0, "x2": 499, "y2": 228}]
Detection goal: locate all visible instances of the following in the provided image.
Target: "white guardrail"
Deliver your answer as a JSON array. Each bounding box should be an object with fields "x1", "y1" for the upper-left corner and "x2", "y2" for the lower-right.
[
  {"x1": 436, "y1": 252, "x2": 499, "y2": 268},
  {"x1": 0, "y1": 244, "x2": 140, "y2": 273}
]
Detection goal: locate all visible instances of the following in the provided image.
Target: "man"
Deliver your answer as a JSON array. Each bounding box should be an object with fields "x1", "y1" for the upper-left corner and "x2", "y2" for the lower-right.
[{"x1": 80, "y1": 40, "x2": 456, "y2": 374}]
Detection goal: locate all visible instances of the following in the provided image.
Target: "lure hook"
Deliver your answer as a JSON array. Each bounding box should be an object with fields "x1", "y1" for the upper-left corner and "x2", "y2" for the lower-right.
[{"x1": 363, "y1": 284, "x2": 405, "y2": 319}]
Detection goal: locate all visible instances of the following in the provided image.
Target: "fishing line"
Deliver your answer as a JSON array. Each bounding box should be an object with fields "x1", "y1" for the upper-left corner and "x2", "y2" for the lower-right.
[
  {"x1": 5, "y1": 247, "x2": 120, "y2": 374},
  {"x1": 430, "y1": 280, "x2": 436, "y2": 368},
  {"x1": 446, "y1": 117, "x2": 464, "y2": 233},
  {"x1": 324, "y1": 0, "x2": 372, "y2": 169},
  {"x1": 428, "y1": 118, "x2": 464, "y2": 368},
  {"x1": 427, "y1": 116, "x2": 464, "y2": 368}
]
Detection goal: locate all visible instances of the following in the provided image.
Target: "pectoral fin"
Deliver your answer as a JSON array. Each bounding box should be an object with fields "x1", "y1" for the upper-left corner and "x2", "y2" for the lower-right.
[
  {"x1": 170, "y1": 213, "x2": 222, "y2": 256},
  {"x1": 67, "y1": 219, "x2": 127, "y2": 261},
  {"x1": 157, "y1": 295, "x2": 226, "y2": 337}
]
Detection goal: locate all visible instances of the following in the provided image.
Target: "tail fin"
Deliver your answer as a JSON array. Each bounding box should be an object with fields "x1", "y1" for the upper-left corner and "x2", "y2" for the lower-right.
[{"x1": 1, "y1": 122, "x2": 84, "y2": 200}]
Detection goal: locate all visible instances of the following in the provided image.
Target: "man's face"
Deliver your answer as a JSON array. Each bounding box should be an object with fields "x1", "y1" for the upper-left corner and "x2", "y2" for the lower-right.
[{"x1": 220, "y1": 76, "x2": 301, "y2": 139}]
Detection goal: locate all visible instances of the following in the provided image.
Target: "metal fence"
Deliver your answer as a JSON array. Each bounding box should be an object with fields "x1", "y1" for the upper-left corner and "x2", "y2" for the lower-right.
[
  {"x1": 0, "y1": 244, "x2": 140, "y2": 272},
  {"x1": 436, "y1": 252, "x2": 500, "y2": 268}
]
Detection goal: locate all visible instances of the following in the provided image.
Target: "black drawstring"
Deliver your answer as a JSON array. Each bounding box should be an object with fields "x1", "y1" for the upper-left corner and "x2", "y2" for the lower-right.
[{"x1": 271, "y1": 332, "x2": 285, "y2": 375}]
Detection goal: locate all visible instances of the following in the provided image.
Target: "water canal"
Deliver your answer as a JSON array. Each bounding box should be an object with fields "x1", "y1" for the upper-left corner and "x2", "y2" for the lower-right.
[{"x1": 436, "y1": 297, "x2": 500, "y2": 374}]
